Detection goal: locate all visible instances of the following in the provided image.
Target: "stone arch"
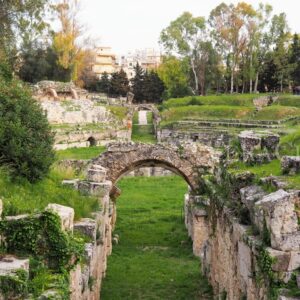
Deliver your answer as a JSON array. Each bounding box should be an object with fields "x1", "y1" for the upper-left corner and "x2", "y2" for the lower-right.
[
  {"x1": 91, "y1": 142, "x2": 220, "y2": 192},
  {"x1": 87, "y1": 136, "x2": 97, "y2": 147}
]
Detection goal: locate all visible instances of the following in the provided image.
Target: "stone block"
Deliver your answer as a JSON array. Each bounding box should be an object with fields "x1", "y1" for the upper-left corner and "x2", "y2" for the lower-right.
[
  {"x1": 87, "y1": 165, "x2": 107, "y2": 182},
  {"x1": 46, "y1": 203, "x2": 74, "y2": 231},
  {"x1": 0, "y1": 256, "x2": 29, "y2": 276},
  {"x1": 62, "y1": 179, "x2": 79, "y2": 189},
  {"x1": 266, "y1": 248, "x2": 291, "y2": 272},
  {"x1": 281, "y1": 156, "x2": 300, "y2": 175},
  {"x1": 74, "y1": 218, "x2": 96, "y2": 240},
  {"x1": 288, "y1": 251, "x2": 300, "y2": 271},
  {"x1": 255, "y1": 190, "x2": 299, "y2": 250},
  {"x1": 240, "y1": 185, "x2": 266, "y2": 211},
  {"x1": 238, "y1": 241, "x2": 252, "y2": 286},
  {"x1": 89, "y1": 181, "x2": 112, "y2": 197}
]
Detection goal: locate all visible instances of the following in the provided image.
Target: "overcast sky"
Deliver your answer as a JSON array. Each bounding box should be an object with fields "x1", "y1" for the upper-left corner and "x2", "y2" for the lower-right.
[{"x1": 80, "y1": 0, "x2": 300, "y2": 55}]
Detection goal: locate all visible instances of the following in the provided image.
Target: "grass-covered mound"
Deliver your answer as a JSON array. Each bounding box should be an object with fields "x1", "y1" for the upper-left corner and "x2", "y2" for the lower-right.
[
  {"x1": 253, "y1": 106, "x2": 300, "y2": 120},
  {"x1": 276, "y1": 95, "x2": 300, "y2": 107},
  {"x1": 101, "y1": 176, "x2": 212, "y2": 299},
  {"x1": 161, "y1": 94, "x2": 256, "y2": 109},
  {"x1": 160, "y1": 105, "x2": 254, "y2": 127},
  {"x1": 0, "y1": 166, "x2": 99, "y2": 219},
  {"x1": 56, "y1": 145, "x2": 106, "y2": 160}
]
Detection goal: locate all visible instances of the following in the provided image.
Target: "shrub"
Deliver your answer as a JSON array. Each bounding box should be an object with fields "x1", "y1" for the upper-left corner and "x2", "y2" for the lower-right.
[{"x1": 0, "y1": 79, "x2": 55, "y2": 182}]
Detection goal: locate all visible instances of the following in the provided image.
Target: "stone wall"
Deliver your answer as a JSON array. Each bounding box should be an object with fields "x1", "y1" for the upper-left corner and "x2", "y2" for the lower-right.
[
  {"x1": 157, "y1": 128, "x2": 231, "y2": 148},
  {"x1": 185, "y1": 180, "x2": 300, "y2": 299}
]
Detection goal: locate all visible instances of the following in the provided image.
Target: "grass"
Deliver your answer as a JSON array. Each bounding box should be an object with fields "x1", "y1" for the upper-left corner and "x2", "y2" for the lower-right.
[
  {"x1": 253, "y1": 106, "x2": 300, "y2": 120},
  {"x1": 56, "y1": 146, "x2": 106, "y2": 160},
  {"x1": 277, "y1": 95, "x2": 300, "y2": 107},
  {"x1": 101, "y1": 176, "x2": 212, "y2": 300},
  {"x1": 160, "y1": 105, "x2": 254, "y2": 127},
  {"x1": 108, "y1": 106, "x2": 129, "y2": 121},
  {"x1": 161, "y1": 94, "x2": 257, "y2": 109},
  {"x1": 132, "y1": 111, "x2": 156, "y2": 144},
  {"x1": 0, "y1": 166, "x2": 99, "y2": 219}
]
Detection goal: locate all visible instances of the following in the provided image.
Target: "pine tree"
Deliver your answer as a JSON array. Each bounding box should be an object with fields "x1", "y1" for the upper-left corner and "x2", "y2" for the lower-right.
[
  {"x1": 110, "y1": 69, "x2": 129, "y2": 97},
  {"x1": 97, "y1": 72, "x2": 111, "y2": 94},
  {"x1": 131, "y1": 63, "x2": 145, "y2": 102},
  {"x1": 290, "y1": 34, "x2": 300, "y2": 86}
]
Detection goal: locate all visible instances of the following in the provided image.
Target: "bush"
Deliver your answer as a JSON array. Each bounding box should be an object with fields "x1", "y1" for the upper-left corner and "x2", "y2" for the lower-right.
[{"x1": 0, "y1": 79, "x2": 55, "y2": 182}]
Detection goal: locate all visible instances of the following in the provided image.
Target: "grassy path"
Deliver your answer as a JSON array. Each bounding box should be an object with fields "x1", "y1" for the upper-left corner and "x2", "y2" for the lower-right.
[
  {"x1": 132, "y1": 111, "x2": 156, "y2": 144},
  {"x1": 100, "y1": 176, "x2": 212, "y2": 300}
]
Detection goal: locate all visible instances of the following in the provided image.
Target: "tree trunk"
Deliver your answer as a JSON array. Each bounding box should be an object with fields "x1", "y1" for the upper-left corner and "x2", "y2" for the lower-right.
[
  {"x1": 191, "y1": 59, "x2": 199, "y2": 95},
  {"x1": 254, "y1": 72, "x2": 259, "y2": 93},
  {"x1": 230, "y1": 67, "x2": 234, "y2": 94},
  {"x1": 249, "y1": 50, "x2": 253, "y2": 93}
]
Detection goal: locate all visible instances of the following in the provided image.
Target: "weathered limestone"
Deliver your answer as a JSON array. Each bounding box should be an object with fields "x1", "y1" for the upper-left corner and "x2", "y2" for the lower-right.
[
  {"x1": 46, "y1": 203, "x2": 75, "y2": 231},
  {"x1": 238, "y1": 130, "x2": 280, "y2": 164},
  {"x1": 74, "y1": 218, "x2": 97, "y2": 240},
  {"x1": 91, "y1": 142, "x2": 221, "y2": 191},
  {"x1": 281, "y1": 156, "x2": 300, "y2": 175},
  {"x1": 255, "y1": 190, "x2": 299, "y2": 251},
  {"x1": 185, "y1": 194, "x2": 209, "y2": 256},
  {"x1": 87, "y1": 165, "x2": 107, "y2": 182},
  {"x1": 0, "y1": 256, "x2": 29, "y2": 276}
]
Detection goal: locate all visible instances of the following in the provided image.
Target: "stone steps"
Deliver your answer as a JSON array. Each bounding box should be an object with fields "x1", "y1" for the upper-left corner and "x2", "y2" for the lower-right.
[{"x1": 174, "y1": 120, "x2": 281, "y2": 129}]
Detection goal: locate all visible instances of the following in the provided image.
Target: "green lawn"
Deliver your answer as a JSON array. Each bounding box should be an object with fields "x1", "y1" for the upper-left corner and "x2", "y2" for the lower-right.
[
  {"x1": 56, "y1": 146, "x2": 106, "y2": 160},
  {"x1": 101, "y1": 176, "x2": 212, "y2": 300}
]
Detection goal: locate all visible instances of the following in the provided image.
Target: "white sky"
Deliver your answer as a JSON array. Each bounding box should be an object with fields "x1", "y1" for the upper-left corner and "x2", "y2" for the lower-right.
[{"x1": 80, "y1": 0, "x2": 300, "y2": 55}]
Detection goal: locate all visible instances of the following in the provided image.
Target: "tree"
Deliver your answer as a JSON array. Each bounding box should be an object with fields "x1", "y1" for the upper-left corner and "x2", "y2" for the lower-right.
[
  {"x1": 0, "y1": 75, "x2": 55, "y2": 182},
  {"x1": 53, "y1": 0, "x2": 87, "y2": 83},
  {"x1": 96, "y1": 72, "x2": 111, "y2": 93},
  {"x1": 18, "y1": 44, "x2": 72, "y2": 83},
  {"x1": 289, "y1": 34, "x2": 300, "y2": 86},
  {"x1": 0, "y1": 0, "x2": 51, "y2": 70},
  {"x1": 142, "y1": 71, "x2": 165, "y2": 103},
  {"x1": 271, "y1": 13, "x2": 291, "y2": 92},
  {"x1": 209, "y1": 2, "x2": 256, "y2": 93},
  {"x1": 110, "y1": 70, "x2": 129, "y2": 97},
  {"x1": 160, "y1": 12, "x2": 210, "y2": 95},
  {"x1": 158, "y1": 57, "x2": 191, "y2": 99},
  {"x1": 131, "y1": 63, "x2": 145, "y2": 102}
]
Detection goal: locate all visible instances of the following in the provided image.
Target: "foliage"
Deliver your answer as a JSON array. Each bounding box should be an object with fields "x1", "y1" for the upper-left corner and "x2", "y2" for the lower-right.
[
  {"x1": 158, "y1": 56, "x2": 191, "y2": 99},
  {"x1": 18, "y1": 45, "x2": 72, "y2": 83},
  {"x1": 0, "y1": 211, "x2": 85, "y2": 271},
  {"x1": 131, "y1": 63, "x2": 145, "y2": 101},
  {"x1": 0, "y1": 269, "x2": 28, "y2": 299},
  {"x1": 101, "y1": 176, "x2": 213, "y2": 299},
  {"x1": 0, "y1": 78, "x2": 55, "y2": 182},
  {"x1": 109, "y1": 69, "x2": 130, "y2": 97}
]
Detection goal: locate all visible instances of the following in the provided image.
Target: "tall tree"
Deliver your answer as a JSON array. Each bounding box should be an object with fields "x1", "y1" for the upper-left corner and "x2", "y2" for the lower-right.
[
  {"x1": 131, "y1": 63, "x2": 145, "y2": 102},
  {"x1": 271, "y1": 13, "x2": 291, "y2": 92},
  {"x1": 158, "y1": 56, "x2": 190, "y2": 99},
  {"x1": 290, "y1": 34, "x2": 300, "y2": 86},
  {"x1": 0, "y1": 0, "x2": 50, "y2": 69},
  {"x1": 142, "y1": 71, "x2": 165, "y2": 103},
  {"x1": 160, "y1": 12, "x2": 209, "y2": 95},
  {"x1": 110, "y1": 70, "x2": 129, "y2": 97},
  {"x1": 53, "y1": 0, "x2": 87, "y2": 83},
  {"x1": 209, "y1": 2, "x2": 256, "y2": 93}
]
